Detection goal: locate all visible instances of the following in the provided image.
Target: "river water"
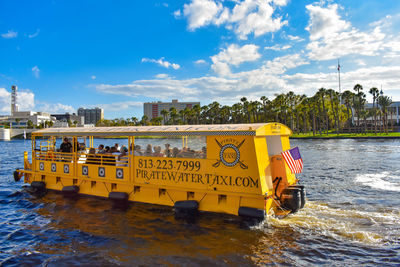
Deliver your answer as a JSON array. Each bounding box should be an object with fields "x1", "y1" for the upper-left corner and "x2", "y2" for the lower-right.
[{"x1": 0, "y1": 139, "x2": 399, "y2": 266}]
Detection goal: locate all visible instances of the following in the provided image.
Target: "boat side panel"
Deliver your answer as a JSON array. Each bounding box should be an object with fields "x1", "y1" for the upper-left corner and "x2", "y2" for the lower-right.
[
  {"x1": 132, "y1": 135, "x2": 262, "y2": 195},
  {"x1": 253, "y1": 136, "x2": 273, "y2": 196}
]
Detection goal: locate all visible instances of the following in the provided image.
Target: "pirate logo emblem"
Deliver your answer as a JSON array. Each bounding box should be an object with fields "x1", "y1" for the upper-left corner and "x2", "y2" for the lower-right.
[
  {"x1": 64, "y1": 164, "x2": 69, "y2": 174},
  {"x1": 213, "y1": 139, "x2": 248, "y2": 169},
  {"x1": 51, "y1": 163, "x2": 57, "y2": 172},
  {"x1": 82, "y1": 166, "x2": 89, "y2": 176},
  {"x1": 98, "y1": 167, "x2": 105, "y2": 177},
  {"x1": 116, "y1": 168, "x2": 124, "y2": 179},
  {"x1": 39, "y1": 162, "x2": 44, "y2": 171}
]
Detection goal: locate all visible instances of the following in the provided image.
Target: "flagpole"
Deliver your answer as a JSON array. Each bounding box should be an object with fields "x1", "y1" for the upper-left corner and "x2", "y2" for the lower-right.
[
  {"x1": 338, "y1": 59, "x2": 341, "y2": 103},
  {"x1": 338, "y1": 59, "x2": 342, "y2": 132}
]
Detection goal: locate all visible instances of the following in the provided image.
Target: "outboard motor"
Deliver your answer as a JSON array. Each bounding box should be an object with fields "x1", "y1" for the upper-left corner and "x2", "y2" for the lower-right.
[
  {"x1": 280, "y1": 187, "x2": 302, "y2": 213},
  {"x1": 288, "y1": 185, "x2": 306, "y2": 209}
]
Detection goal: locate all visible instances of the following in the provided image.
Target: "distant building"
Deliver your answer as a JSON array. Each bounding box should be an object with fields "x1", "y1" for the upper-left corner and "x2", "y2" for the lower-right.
[
  {"x1": 77, "y1": 107, "x2": 104, "y2": 125},
  {"x1": 363, "y1": 101, "x2": 400, "y2": 125},
  {"x1": 51, "y1": 113, "x2": 84, "y2": 127},
  {"x1": 143, "y1": 99, "x2": 200, "y2": 122},
  {"x1": 11, "y1": 85, "x2": 18, "y2": 116},
  {"x1": 0, "y1": 110, "x2": 55, "y2": 127}
]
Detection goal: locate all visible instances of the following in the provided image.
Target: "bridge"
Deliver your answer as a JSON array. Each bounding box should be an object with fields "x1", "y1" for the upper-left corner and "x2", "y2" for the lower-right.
[{"x1": 0, "y1": 128, "x2": 37, "y2": 140}]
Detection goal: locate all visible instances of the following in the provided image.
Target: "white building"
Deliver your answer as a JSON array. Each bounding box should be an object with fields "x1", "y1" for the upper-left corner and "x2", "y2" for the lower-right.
[{"x1": 0, "y1": 85, "x2": 55, "y2": 127}]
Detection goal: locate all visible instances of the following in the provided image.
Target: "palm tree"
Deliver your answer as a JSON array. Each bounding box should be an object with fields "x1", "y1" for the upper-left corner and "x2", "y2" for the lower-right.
[
  {"x1": 240, "y1": 97, "x2": 251, "y2": 123},
  {"x1": 140, "y1": 115, "x2": 149, "y2": 126},
  {"x1": 327, "y1": 89, "x2": 339, "y2": 134},
  {"x1": 192, "y1": 104, "x2": 201, "y2": 124},
  {"x1": 260, "y1": 96, "x2": 269, "y2": 122},
  {"x1": 169, "y1": 107, "x2": 178, "y2": 125},
  {"x1": 377, "y1": 95, "x2": 392, "y2": 133},
  {"x1": 160, "y1": 109, "x2": 169, "y2": 125},
  {"x1": 369, "y1": 87, "x2": 379, "y2": 133},
  {"x1": 353, "y1": 84, "x2": 363, "y2": 129},
  {"x1": 150, "y1": 117, "x2": 162, "y2": 125},
  {"x1": 317, "y1": 88, "x2": 329, "y2": 134},
  {"x1": 341, "y1": 90, "x2": 354, "y2": 131}
]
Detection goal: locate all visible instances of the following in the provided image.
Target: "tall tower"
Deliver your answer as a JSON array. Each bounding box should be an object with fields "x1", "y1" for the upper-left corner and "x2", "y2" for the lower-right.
[{"x1": 11, "y1": 85, "x2": 18, "y2": 116}]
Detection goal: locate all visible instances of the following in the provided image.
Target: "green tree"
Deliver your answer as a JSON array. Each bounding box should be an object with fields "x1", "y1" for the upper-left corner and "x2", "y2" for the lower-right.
[
  {"x1": 369, "y1": 87, "x2": 379, "y2": 133},
  {"x1": 377, "y1": 95, "x2": 392, "y2": 133}
]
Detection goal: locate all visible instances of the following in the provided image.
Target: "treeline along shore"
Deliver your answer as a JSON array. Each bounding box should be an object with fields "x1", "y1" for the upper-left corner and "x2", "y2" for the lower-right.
[{"x1": 96, "y1": 84, "x2": 396, "y2": 137}]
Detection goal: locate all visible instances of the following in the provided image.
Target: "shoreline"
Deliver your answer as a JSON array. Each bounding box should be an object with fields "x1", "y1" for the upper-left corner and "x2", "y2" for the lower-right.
[{"x1": 291, "y1": 136, "x2": 400, "y2": 140}]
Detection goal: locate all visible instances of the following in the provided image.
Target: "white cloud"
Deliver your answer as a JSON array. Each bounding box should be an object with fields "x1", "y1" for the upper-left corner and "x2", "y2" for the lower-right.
[
  {"x1": 0, "y1": 87, "x2": 75, "y2": 115},
  {"x1": 355, "y1": 59, "x2": 366, "y2": 66},
  {"x1": 287, "y1": 34, "x2": 304, "y2": 42},
  {"x1": 174, "y1": 9, "x2": 181, "y2": 18},
  {"x1": 141, "y1": 57, "x2": 180, "y2": 69},
  {"x1": 264, "y1": 53, "x2": 309, "y2": 74},
  {"x1": 37, "y1": 103, "x2": 75, "y2": 114},
  {"x1": 32, "y1": 66, "x2": 40, "y2": 78},
  {"x1": 1, "y1": 30, "x2": 18, "y2": 39},
  {"x1": 183, "y1": 0, "x2": 223, "y2": 30},
  {"x1": 265, "y1": 44, "x2": 291, "y2": 51},
  {"x1": 194, "y1": 59, "x2": 207, "y2": 65},
  {"x1": 91, "y1": 75, "x2": 96, "y2": 80},
  {"x1": 92, "y1": 60, "x2": 400, "y2": 104},
  {"x1": 92, "y1": 53, "x2": 312, "y2": 103},
  {"x1": 305, "y1": 4, "x2": 385, "y2": 60},
  {"x1": 179, "y1": 0, "x2": 288, "y2": 40},
  {"x1": 96, "y1": 101, "x2": 143, "y2": 111},
  {"x1": 28, "y1": 29, "x2": 40, "y2": 38},
  {"x1": 306, "y1": 4, "x2": 350, "y2": 41},
  {"x1": 0, "y1": 88, "x2": 35, "y2": 113},
  {"x1": 229, "y1": 0, "x2": 288, "y2": 39},
  {"x1": 211, "y1": 44, "x2": 261, "y2": 76},
  {"x1": 155, "y1": 73, "x2": 171, "y2": 79}
]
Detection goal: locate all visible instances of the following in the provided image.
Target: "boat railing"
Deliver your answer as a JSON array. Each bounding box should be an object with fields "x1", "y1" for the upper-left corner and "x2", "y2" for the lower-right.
[
  {"x1": 77, "y1": 152, "x2": 129, "y2": 167},
  {"x1": 34, "y1": 150, "x2": 74, "y2": 162}
]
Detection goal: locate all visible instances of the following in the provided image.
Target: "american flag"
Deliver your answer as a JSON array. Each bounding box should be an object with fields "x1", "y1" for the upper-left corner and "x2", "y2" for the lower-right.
[{"x1": 281, "y1": 147, "x2": 303, "y2": 174}]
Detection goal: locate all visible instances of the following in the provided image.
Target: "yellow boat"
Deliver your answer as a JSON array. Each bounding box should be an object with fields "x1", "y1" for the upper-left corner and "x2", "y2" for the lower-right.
[{"x1": 14, "y1": 123, "x2": 305, "y2": 219}]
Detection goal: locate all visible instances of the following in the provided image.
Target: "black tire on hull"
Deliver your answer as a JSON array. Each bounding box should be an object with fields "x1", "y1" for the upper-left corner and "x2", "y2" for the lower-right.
[
  {"x1": 62, "y1": 185, "x2": 79, "y2": 195},
  {"x1": 108, "y1": 192, "x2": 129, "y2": 202},
  {"x1": 238, "y1": 207, "x2": 266, "y2": 220},
  {"x1": 174, "y1": 200, "x2": 199, "y2": 211},
  {"x1": 31, "y1": 181, "x2": 46, "y2": 191},
  {"x1": 14, "y1": 171, "x2": 21, "y2": 182}
]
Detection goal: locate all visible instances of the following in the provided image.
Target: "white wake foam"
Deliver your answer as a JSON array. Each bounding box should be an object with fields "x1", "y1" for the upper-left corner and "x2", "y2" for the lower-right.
[
  {"x1": 267, "y1": 201, "x2": 400, "y2": 245},
  {"x1": 355, "y1": 172, "x2": 400, "y2": 192}
]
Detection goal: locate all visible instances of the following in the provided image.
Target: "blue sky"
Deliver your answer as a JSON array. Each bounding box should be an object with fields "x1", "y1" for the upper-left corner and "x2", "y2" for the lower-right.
[{"x1": 1, "y1": 0, "x2": 400, "y2": 119}]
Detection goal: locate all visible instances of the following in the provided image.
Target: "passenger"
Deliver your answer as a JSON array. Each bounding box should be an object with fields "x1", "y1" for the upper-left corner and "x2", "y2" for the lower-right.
[
  {"x1": 104, "y1": 147, "x2": 117, "y2": 166},
  {"x1": 164, "y1": 143, "x2": 172, "y2": 157},
  {"x1": 134, "y1": 145, "x2": 143, "y2": 156},
  {"x1": 187, "y1": 148, "x2": 195, "y2": 158},
  {"x1": 75, "y1": 140, "x2": 82, "y2": 151},
  {"x1": 97, "y1": 144, "x2": 105, "y2": 154},
  {"x1": 105, "y1": 146, "x2": 110, "y2": 153},
  {"x1": 60, "y1": 137, "x2": 72, "y2": 153},
  {"x1": 87, "y1": 148, "x2": 97, "y2": 164},
  {"x1": 114, "y1": 143, "x2": 120, "y2": 152},
  {"x1": 153, "y1": 146, "x2": 164, "y2": 157},
  {"x1": 177, "y1": 147, "x2": 189, "y2": 158},
  {"x1": 195, "y1": 146, "x2": 207, "y2": 158},
  {"x1": 144, "y1": 144, "x2": 153, "y2": 157},
  {"x1": 172, "y1": 147, "x2": 180, "y2": 157},
  {"x1": 117, "y1": 146, "x2": 128, "y2": 166}
]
